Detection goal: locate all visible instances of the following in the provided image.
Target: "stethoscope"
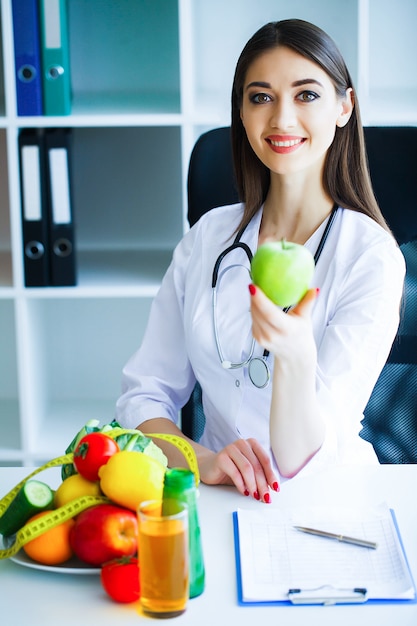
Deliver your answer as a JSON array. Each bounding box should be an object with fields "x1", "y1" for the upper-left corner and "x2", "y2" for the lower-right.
[{"x1": 212, "y1": 205, "x2": 338, "y2": 388}]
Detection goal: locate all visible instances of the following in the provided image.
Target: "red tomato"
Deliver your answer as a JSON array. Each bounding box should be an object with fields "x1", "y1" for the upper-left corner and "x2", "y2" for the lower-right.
[
  {"x1": 101, "y1": 556, "x2": 140, "y2": 603},
  {"x1": 73, "y1": 433, "x2": 119, "y2": 481}
]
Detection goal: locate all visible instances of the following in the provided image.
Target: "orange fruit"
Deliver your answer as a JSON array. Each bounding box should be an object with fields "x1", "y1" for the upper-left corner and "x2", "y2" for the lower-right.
[{"x1": 22, "y1": 511, "x2": 75, "y2": 565}]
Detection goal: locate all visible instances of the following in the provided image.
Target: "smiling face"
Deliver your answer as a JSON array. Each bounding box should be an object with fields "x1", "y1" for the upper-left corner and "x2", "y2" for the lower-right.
[{"x1": 240, "y1": 45, "x2": 353, "y2": 179}]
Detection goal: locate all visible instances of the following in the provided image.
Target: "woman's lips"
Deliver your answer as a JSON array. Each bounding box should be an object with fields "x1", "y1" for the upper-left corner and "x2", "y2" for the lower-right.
[{"x1": 266, "y1": 136, "x2": 305, "y2": 153}]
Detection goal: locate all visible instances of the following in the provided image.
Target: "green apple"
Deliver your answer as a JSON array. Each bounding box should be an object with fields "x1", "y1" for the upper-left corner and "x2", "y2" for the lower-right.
[{"x1": 250, "y1": 239, "x2": 315, "y2": 307}]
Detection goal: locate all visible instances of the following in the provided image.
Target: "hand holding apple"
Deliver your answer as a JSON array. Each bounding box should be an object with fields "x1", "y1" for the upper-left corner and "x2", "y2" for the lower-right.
[{"x1": 250, "y1": 239, "x2": 315, "y2": 307}]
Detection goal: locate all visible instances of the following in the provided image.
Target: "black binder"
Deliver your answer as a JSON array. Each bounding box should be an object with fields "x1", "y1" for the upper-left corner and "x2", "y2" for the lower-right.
[
  {"x1": 44, "y1": 128, "x2": 76, "y2": 286},
  {"x1": 19, "y1": 129, "x2": 49, "y2": 286}
]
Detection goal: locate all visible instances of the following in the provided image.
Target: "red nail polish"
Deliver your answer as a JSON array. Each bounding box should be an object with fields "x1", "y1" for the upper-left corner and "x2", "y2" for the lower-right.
[
  {"x1": 264, "y1": 493, "x2": 271, "y2": 503},
  {"x1": 253, "y1": 491, "x2": 260, "y2": 500},
  {"x1": 315, "y1": 287, "x2": 320, "y2": 296},
  {"x1": 272, "y1": 481, "x2": 280, "y2": 492},
  {"x1": 249, "y1": 283, "x2": 256, "y2": 296},
  {"x1": 244, "y1": 489, "x2": 250, "y2": 496}
]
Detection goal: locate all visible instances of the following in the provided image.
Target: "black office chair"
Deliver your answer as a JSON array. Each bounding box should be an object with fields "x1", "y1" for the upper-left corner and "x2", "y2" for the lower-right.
[
  {"x1": 182, "y1": 126, "x2": 417, "y2": 463},
  {"x1": 181, "y1": 129, "x2": 239, "y2": 442},
  {"x1": 359, "y1": 127, "x2": 417, "y2": 463}
]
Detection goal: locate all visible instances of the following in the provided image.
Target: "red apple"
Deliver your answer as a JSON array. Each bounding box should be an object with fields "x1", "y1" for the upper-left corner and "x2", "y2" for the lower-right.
[{"x1": 70, "y1": 503, "x2": 138, "y2": 566}]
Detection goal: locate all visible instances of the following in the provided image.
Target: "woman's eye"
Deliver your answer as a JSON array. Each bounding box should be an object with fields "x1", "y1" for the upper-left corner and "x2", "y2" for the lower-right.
[
  {"x1": 297, "y1": 90, "x2": 320, "y2": 102},
  {"x1": 250, "y1": 92, "x2": 272, "y2": 104}
]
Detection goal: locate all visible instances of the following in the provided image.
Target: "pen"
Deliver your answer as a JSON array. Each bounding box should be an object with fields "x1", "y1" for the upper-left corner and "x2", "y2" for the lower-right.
[{"x1": 293, "y1": 525, "x2": 378, "y2": 549}]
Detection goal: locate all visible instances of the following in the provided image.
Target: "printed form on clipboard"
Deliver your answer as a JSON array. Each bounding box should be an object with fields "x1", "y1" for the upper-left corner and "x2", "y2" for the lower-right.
[{"x1": 233, "y1": 503, "x2": 416, "y2": 605}]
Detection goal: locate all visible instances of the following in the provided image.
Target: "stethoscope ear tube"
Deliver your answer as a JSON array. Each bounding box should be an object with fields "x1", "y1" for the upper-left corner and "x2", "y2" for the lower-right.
[
  {"x1": 211, "y1": 236, "x2": 253, "y2": 288},
  {"x1": 212, "y1": 285, "x2": 256, "y2": 370}
]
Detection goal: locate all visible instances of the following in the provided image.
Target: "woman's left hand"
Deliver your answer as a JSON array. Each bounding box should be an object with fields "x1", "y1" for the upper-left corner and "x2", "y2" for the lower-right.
[{"x1": 198, "y1": 437, "x2": 279, "y2": 502}]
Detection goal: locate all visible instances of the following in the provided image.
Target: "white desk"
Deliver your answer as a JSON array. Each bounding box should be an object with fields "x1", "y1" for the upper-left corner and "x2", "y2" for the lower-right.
[{"x1": 1, "y1": 464, "x2": 416, "y2": 625}]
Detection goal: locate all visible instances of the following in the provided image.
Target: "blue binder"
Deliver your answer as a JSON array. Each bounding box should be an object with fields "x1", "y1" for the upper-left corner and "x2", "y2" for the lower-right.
[{"x1": 12, "y1": 0, "x2": 43, "y2": 116}]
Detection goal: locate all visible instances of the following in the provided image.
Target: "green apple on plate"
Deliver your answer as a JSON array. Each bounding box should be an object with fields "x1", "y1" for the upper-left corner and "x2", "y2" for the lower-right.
[{"x1": 250, "y1": 240, "x2": 315, "y2": 308}]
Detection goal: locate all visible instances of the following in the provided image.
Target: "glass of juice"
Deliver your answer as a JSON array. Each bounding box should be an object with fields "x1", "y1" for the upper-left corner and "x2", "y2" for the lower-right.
[{"x1": 138, "y1": 499, "x2": 189, "y2": 618}]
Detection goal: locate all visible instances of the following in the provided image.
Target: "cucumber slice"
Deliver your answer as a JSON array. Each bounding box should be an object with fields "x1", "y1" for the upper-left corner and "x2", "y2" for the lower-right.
[{"x1": 0, "y1": 480, "x2": 54, "y2": 537}]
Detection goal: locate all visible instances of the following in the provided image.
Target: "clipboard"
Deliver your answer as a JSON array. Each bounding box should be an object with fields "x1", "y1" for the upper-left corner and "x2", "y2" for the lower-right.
[{"x1": 232, "y1": 505, "x2": 416, "y2": 606}]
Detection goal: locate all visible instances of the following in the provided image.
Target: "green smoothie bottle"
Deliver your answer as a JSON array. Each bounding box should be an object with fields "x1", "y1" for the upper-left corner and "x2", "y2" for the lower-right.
[{"x1": 162, "y1": 467, "x2": 205, "y2": 598}]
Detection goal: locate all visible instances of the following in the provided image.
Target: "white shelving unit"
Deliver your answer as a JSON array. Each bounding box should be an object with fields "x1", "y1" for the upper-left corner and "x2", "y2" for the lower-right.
[{"x1": 0, "y1": 0, "x2": 416, "y2": 465}]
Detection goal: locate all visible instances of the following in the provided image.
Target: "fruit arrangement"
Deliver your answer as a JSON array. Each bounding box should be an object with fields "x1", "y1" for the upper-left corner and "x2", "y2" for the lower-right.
[{"x1": 0, "y1": 420, "x2": 197, "y2": 604}]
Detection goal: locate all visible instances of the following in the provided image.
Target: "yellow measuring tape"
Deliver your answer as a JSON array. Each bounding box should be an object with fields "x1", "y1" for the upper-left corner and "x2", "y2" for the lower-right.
[
  {"x1": 0, "y1": 432, "x2": 199, "y2": 561},
  {"x1": 0, "y1": 454, "x2": 110, "y2": 560},
  {"x1": 147, "y1": 432, "x2": 200, "y2": 485},
  {"x1": 100, "y1": 428, "x2": 200, "y2": 486},
  {"x1": 0, "y1": 493, "x2": 110, "y2": 559},
  {"x1": 101, "y1": 429, "x2": 200, "y2": 485}
]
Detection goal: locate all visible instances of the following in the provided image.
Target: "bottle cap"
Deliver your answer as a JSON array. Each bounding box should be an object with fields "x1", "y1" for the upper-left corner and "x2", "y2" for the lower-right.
[{"x1": 164, "y1": 467, "x2": 195, "y2": 489}]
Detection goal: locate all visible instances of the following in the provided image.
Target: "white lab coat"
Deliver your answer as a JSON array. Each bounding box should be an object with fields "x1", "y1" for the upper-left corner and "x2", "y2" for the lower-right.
[{"x1": 116, "y1": 204, "x2": 405, "y2": 482}]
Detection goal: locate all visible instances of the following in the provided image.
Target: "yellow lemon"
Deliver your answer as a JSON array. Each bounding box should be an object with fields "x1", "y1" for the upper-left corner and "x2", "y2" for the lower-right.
[
  {"x1": 54, "y1": 473, "x2": 102, "y2": 508},
  {"x1": 98, "y1": 450, "x2": 166, "y2": 511}
]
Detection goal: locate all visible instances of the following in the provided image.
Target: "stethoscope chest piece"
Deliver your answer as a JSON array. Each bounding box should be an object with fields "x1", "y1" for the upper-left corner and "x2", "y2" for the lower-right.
[{"x1": 248, "y1": 356, "x2": 270, "y2": 389}]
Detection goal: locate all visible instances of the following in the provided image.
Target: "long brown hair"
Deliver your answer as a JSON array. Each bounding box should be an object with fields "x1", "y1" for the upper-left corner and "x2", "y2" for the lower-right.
[{"x1": 231, "y1": 19, "x2": 391, "y2": 234}]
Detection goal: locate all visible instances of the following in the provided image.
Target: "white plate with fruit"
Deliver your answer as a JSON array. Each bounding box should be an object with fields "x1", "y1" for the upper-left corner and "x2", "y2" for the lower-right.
[
  {"x1": 1, "y1": 535, "x2": 100, "y2": 574},
  {"x1": 0, "y1": 420, "x2": 171, "y2": 578}
]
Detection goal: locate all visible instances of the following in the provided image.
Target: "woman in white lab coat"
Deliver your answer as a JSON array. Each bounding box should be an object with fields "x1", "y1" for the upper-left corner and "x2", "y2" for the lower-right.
[{"x1": 116, "y1": 19, "x2": 405, "y2": 501}]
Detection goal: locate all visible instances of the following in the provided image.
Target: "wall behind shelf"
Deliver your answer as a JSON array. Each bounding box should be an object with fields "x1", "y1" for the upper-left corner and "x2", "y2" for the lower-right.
[
  {"x1": 71, "y1": 126, "x2": 183, "y2": 253},
  {"x1": 0, "y1": 299, "x2": 20, "y2": 456},
  {"x1": 68, "y1": 0, "x2": 180, "y2": 115},
  {"x1": 365, "y1": 0, "x2": 417, "y2": 124},
  {"x1": 0, "y1": 300, "x2": 18, "y2": 400},
  {"x1": 190, "y1": 0, "x2": 358, "y2": 125},
  {"x1": 369, "y1": 0, "x2": 417, "y2": 92},
  {"x1": 0, "y1": 6, "x2": 4, "y2": 116},
  {"x1": 21, "y1": 296, "x2": 152, "y2": 409},
  {"x1": 0, "y1": 130, "x2": 9, "y2": 250}
]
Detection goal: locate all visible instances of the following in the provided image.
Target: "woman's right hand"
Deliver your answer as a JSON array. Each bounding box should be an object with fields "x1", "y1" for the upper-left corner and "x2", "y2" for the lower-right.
[{"x1": 198, "y1": 437, "x2": 279, "y2": 502}]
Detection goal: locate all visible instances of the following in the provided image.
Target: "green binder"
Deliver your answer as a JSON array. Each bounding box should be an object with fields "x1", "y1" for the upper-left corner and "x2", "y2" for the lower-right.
[{"x1": 39, "y1": 0, "x2": 71, "y2": 116}]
